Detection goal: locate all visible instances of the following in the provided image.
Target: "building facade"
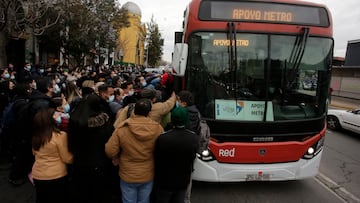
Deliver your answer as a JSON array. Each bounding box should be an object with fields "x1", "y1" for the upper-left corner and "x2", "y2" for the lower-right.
[
  {"x1": 344, "y1": 39, "x2": 360, "y2": 66},
  {"x1": 115, "y1": 2, "x2": 146, "y2": 66},
  {"x1": 331, "y1": 39, "x2": 360, "y2": 99}
]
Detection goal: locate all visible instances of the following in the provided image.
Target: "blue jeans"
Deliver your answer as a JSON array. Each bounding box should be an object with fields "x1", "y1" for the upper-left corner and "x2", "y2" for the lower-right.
[{"x1": 120, "y1": 179, "x2": 153, "y2": 203}]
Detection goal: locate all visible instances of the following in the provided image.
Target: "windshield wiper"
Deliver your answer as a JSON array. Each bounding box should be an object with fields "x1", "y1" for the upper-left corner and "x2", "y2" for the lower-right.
[
  {"x1": 227, "y1": 22, "x2": 238, "y2": 98},
  {"x1": 286, "y1": 27, "x2": 310, "y2": 89}
]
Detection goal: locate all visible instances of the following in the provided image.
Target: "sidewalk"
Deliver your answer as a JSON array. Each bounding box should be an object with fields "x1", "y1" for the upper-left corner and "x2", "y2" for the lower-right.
[
  {"x1": 0, "y1": 159, "x2": 35, "y2": 203},
  {"x1": 329, "y1": 95, "x2": 360, "y2": 110}
]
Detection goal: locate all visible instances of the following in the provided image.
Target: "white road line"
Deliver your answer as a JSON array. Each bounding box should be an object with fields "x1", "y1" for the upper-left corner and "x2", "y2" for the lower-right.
[{"x1": 315, "y1": 173, "x2": 360, "y2": 203}]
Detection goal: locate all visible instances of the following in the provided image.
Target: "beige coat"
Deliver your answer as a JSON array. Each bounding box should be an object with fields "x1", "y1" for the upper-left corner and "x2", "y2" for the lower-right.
[
  {"x1": 32, "y1": 131, "x2": 73, "y2": 180},
  {"x1": 105, "y1": 115, "x2": 164, "y2": 183},
  {"x1": 114, "y1": 93, "x2": 176, "y2": 128}
]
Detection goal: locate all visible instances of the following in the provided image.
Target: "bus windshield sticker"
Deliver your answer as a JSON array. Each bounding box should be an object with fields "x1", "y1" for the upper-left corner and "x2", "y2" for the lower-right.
[{"x1": 215, "y1": 100, "x2": 274, "y2": 121}]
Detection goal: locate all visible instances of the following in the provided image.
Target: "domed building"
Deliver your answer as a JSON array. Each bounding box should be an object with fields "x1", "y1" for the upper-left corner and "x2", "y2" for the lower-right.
[{"x1": 116, "y1": 2, "x2": 146, "y2": 66}]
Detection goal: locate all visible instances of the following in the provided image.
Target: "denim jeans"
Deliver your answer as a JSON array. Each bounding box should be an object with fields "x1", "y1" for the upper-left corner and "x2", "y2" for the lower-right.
[{"x1": 120, "y1": 179, "x2": 153, "y2": 203}]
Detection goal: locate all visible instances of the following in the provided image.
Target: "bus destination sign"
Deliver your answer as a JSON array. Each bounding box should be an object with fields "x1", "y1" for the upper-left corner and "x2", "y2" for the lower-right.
[{"x1": 199, "y1": 1, "x2": 329, "y2": 27}]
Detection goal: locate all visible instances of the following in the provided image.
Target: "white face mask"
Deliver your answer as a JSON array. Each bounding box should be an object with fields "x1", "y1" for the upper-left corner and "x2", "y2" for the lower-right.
[
  {"x1": 3, "y1": 73, "x2": 10, "y2": 79},
  {"x1": 55, "y1": 116, "x2": 62, "y2": 125},
  {"x1": 31, "y1": 82, "x2": 37, "y2": 89},
  {"x1": 128, "y1": 90, "x2": 134, "y2": 96},
  {"x1": 54, "y1": 84, "x2": 61, "y2": 94},
  {"x1": 64, "y1": 103, "x2": 70, "y2": 113},
  {"x1": 107, "y1": 95, "x2": 115, "y2": 103}
]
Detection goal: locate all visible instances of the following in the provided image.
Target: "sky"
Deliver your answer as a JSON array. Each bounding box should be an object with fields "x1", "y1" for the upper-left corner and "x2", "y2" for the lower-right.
[{"x1": 121, "y1": 0, "x2": 360, "y2": 62}]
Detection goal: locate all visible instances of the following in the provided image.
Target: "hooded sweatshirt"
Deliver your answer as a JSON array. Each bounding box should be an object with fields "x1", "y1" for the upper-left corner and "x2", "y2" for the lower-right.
[{"x1": 105, "y1": 115, "x2": 164, "y2": 183}]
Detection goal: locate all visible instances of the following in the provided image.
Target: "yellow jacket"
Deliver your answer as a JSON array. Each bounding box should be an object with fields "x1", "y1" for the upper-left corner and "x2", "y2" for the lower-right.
[
  {"x1": 32, "y1": 131, "x2": 73, "y2": 180},
  {"x1": 105, "y1": 115, "x2": 164, "y2": 183}
]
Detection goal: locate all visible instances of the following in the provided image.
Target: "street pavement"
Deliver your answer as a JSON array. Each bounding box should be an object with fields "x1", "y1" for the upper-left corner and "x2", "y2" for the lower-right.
[
  {"x1": 0, "y1": 96, "x2": 359, "y2": 202},
  {"x1": 0, "y1": 159, "x2": 35, "y2": 203}
]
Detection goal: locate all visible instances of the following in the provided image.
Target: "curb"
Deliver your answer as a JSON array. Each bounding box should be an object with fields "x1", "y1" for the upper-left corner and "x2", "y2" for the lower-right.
[
  {"x1": 315, "y1": 173, "x2": 360, "y2": 203},
  {"x1": 329, "y1": 104, "x2": 355, "y2": 110}
]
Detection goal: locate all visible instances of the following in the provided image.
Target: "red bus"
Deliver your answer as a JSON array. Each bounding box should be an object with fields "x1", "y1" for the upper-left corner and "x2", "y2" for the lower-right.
[{"x1": 172, "y1": 0, "x2": 333, "y2": 181}]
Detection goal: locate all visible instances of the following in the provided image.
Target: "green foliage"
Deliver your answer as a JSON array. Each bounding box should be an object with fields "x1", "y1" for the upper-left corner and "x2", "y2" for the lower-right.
[
  {"x1": 146, "y1": 16, "x2": 163, "y2": 67},
  {"x1": 39, "y1": 0, "x2": 129, "y2": 66},
  {"x1": 0, "y1": 0, "x2": 128, "y2": 67}
]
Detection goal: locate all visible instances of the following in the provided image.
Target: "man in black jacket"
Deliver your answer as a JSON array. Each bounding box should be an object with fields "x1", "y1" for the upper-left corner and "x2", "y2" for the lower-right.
[
  {"x1": 8, "y1": 77, "x2": 55, "y2": 186},
  {"x1": 153, "y1": 107, "x2": 198, "y2": 203}
]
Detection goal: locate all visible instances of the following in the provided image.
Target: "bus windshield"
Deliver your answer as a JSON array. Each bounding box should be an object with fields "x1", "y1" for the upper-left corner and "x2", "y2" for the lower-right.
[{"x1": 186, "y1": 32, "x2": 333, "y2": 121}]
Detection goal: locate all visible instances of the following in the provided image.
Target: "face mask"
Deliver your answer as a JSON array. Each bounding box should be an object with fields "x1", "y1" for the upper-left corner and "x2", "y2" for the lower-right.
[
  {"x1": 55, "y1": 116, "x2": 62, "y2": 125},
  {"x1": 128, "y1": 90, "x2": 134, "y2": 96},
  {"x1": 31, "y1": 82, "x2": 37, "y2": 90},
  {"x1": 54, "y1": 84, "x2": 61, "y2": 94},
  {"x1": 141, "y1": 81, "x2": 147, "y2": 87},
  {"x1": 10, "y1": 75, "x2": 15, "y2": 80},
  {"x1": 107, "y1": 95, "x2": 115, "y2": 103},
  {"x1": 3, "y1": 73, "x2": 10, "y2": 79},
  {"x1": 56, "y1": 78, "x2": 61, "y2": 84},
  {"x1": 39, "y1": 69, "x2": 44, "y2": 74},
  {"x1": 25, "y1": 65, "x2": 31, "y2": 71},
  {"x1": 64, "y1": 103, "x2": 70, "y2": 113},
  {"x1": 176, "y1": 101, "x2": 179, "y2": 108}
]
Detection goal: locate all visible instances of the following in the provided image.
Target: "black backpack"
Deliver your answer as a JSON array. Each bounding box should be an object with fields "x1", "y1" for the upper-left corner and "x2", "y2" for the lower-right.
[
  {"x1": 1, "y1": 98, "x2": 28, "y2": 132},
  {"x1": 126, "y1": 103, "x2": 136, "y2": 118}
]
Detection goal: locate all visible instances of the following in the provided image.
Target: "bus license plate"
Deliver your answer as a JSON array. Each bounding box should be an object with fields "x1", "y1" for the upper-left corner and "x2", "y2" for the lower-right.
[{"x1": 246, "y1": 174, "x2": 270, "y2": 181}]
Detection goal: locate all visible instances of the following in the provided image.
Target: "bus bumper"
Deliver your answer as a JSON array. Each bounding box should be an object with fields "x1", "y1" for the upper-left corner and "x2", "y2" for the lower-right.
[{"x1": 192, "y1": 150, "x2": 323, "y2": 182}]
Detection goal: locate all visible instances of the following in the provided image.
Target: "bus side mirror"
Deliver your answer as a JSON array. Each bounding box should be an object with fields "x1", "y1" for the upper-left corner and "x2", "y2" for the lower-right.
[{"x1": 172, "y1": 43, "x2": 188, "y2": 76}]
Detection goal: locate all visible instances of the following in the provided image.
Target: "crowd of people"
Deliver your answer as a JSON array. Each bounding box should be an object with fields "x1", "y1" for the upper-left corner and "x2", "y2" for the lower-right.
[{"x1": 0, "y1": 62, "x2": 207, "y2": 203}]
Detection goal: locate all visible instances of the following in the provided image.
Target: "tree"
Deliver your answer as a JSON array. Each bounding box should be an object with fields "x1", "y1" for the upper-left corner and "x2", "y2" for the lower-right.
[
  {"x1": 0, "y1": 0, "x2": 62, "y2": 68},
  {"x1": 0, "y1": 0, "x2": 129, "y2": 68},
  {"x1": 41, "y1": 0, "x2": 129, "y2": 67},
  {"x1": 146, "y1": 16, "x2": 163, "y2": 67}
]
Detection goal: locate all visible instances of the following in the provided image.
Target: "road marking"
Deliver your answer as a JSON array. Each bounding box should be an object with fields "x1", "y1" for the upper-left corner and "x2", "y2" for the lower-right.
[{"x1": 315, "y1": 173, "x2": 360, "y2": 203}]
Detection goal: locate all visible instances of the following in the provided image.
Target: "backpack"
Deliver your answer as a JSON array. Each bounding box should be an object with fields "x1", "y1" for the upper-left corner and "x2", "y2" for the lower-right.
[
  {"x1": 2, "y1": 101, "x2": 16, "y2": 130},
  {"x1": 1, "y1": 99, "x2": 27, "y2": 131},
  {"x1": 126, "y1": 103, "x2": 136, "y2": 118},
  {"x1": 197, "y1": 113, "x2": 210, "y2": 153}
]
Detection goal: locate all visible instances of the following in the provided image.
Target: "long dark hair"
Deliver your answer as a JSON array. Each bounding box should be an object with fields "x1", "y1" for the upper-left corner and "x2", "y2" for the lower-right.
[{"x1": 32, "y1": 108, "x2": 60, "y2": 151}]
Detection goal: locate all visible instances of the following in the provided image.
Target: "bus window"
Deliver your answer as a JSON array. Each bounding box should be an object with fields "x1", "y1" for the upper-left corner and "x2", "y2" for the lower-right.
[{"x1": 185, "y1": 32, "x2": 332, "y2": 120}]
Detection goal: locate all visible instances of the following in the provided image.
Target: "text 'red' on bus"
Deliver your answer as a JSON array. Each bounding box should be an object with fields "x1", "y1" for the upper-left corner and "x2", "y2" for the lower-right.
[{"x1": 172, "y1": 0, "x2": 333, "y2": 181}]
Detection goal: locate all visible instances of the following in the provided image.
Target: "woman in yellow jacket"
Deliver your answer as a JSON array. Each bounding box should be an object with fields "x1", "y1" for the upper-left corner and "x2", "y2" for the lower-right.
[{"x1": 31, "y1": 108, "x2": 73, "y2": 203}]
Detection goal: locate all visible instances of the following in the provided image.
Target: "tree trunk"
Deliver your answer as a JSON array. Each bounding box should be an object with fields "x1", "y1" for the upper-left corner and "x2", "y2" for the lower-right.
[
  {"x1": 0, "y1": 31, "x2": 8, "y2": 69},
  {"x1": 34, "y1": 35, "x2": 39, "y2": 65}
]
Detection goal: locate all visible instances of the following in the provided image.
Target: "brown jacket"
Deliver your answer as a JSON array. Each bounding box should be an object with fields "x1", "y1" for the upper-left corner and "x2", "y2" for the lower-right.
[
  {"x1": 32, "y1": 131, "x2": 73, "y2": 180},
  {"x1": 114, "y1": 93, "x2": 176, "y2": 128},
  {"x1": 105, "y1": 115, "x2": 164, "y2": 183}
]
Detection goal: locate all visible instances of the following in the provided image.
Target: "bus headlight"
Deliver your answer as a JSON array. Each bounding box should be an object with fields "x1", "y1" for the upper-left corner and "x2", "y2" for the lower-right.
[
  {"x1": 307, "y1": 147, "x2": 315, "y2": 155},
  {"x1": 303, "y1": 136, "x2": 325, "y2": 159},
  {"x1": 197, "y1": 149, "x2": 215, "y2": 162},
  {"x1": 202, "y1": 150, "x2": 210, "y2": 156}
]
